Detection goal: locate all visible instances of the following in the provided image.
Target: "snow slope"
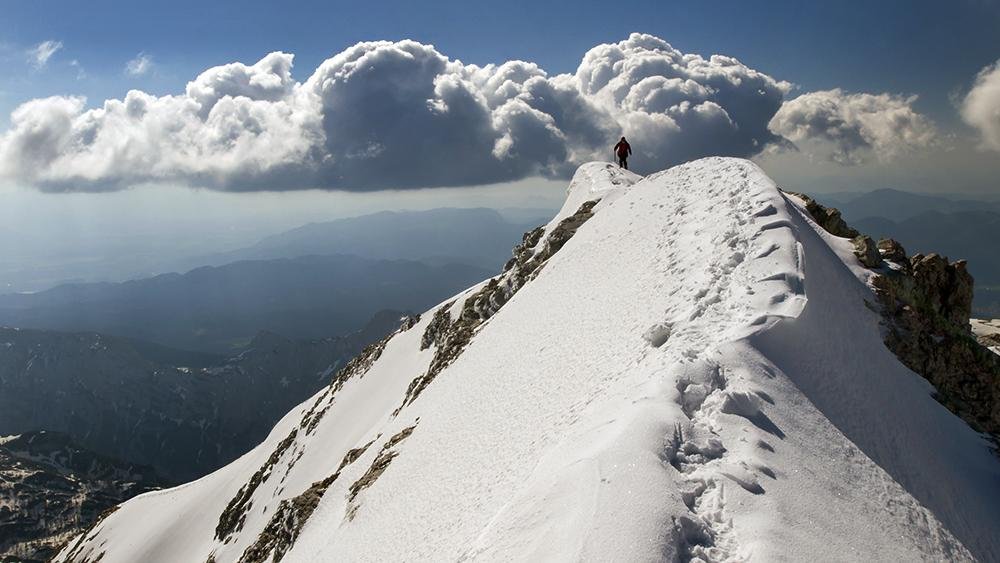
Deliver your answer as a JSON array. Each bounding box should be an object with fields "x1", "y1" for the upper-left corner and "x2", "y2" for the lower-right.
[{"x1": 55, "y1": 158, "x2": 1000, "y2": 562}]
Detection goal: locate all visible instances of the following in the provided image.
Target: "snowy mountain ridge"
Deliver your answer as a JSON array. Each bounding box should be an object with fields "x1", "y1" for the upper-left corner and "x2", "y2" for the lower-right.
[{"x1": 55, "y1": 158, "x2": 1000, "y2": 562}]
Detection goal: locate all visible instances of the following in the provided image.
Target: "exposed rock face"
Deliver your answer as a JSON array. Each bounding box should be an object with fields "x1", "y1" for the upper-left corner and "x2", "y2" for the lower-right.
[
  {"x1": 212, "y1": 315, "x2": 423, "y2": 560},
  {"x1": 215, "y1": 429, "x2": 299, "y2": 542},
  {"x1": 0, "y1": 431, "x2": 164, "y2": 563},
  {"x1": 347, "y1": 424, "x2": 417, "y2": 504},
  {"x1": 877, "y1": 238, "x2": 908, "y2": 264},
  {"x1": 234, "y1": 425, "x2": 415, "y2": 563},
  {"x1": 793, "y1": 194, "x2": 1000, "y2": 438},
  {"x1": 873, "y1": 252, "x2": 999, "y2": 436},
  {"x1": 785, "y1": 192, "x2": 859, "y2": 239},
  {"x1": 853, "y1": 236, "x2": 882, "y2": 269}
]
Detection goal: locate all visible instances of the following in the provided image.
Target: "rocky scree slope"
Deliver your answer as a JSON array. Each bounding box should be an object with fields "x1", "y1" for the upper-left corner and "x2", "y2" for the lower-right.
[{"x1": 53, "y1": 159, "x2": 1000, "y2": 563}]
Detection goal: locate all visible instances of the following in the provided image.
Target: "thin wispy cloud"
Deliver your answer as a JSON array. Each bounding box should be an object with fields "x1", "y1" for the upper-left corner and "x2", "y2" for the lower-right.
[
  {"x1": 27, "y1": 40, "x2": 63, "y2": 69},
  {"x1": 125, "y1": 53, "x2": 153, "y2": 76},
  {"x1": 70, "y1": 59, "x2": 86, "y2": 80}
]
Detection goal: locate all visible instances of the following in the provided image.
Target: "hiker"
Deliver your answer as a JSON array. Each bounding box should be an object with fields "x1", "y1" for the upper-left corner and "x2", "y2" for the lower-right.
[{"x1": 614, "y1": 136, "x2": 632, "y2": 169}]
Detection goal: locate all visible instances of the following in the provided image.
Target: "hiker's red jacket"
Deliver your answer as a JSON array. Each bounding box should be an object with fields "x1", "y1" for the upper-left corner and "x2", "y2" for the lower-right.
[{"x1": 614, "y1": 140, "x2": 631, "y2": 157}]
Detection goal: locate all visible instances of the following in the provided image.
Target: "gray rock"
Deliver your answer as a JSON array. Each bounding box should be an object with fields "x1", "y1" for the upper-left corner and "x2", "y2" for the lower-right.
[
  {"x1": 785, "y1": 191, "x2": 859, "y2": 238},
  {"x1": 877, "y1": 238, "x2": 908, "y2": 264},
  {"x1": 853, "y1": 236, "x2": 883, "y2": 268}
]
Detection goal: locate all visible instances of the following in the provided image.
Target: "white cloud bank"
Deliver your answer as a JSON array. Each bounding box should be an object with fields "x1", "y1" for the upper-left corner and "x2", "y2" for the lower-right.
[
  {"x1": 961, "y1": 60, "x2": 1000, "y2": 152},
  {"x1": 0, "y1": 33, "x2": 799, "y2": 192},
  {"x1": 0, "y1": 34, "x2": 789, "y2": 191},
  {"x1": 768, "y1": 89, "x2": 937, "y2": 165},
  {"x1": 27, "y1": 40, "x2": 63, "y2": 69}
]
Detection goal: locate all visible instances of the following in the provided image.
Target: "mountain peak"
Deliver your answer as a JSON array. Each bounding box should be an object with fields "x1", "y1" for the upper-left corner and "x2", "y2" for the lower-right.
[{"x1": 54, "y1": 158, "x2": 1000, "y2": 563}]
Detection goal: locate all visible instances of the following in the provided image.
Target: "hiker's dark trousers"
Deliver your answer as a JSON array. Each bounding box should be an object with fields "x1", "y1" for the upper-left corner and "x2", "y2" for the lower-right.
[{"x1": 617, "y1": 155, "x2": 628, "y2": 169}]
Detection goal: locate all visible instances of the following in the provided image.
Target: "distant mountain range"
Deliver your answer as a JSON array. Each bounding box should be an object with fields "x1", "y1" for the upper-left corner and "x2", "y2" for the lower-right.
[
  {"x1": 172, "y1": 207, "x2": 550, "y2": 273},
  {"x1": 818, "y1": 188, "x2": 1000, "y2": 223},
  {"x1": 1, "y1": 207, "x2": 552, "y2": 294},
  {"x1": 853, "y1": 211, "x2": 1000, "y2": 284},
  {"x1": 0, "y1": 254, "x2": 490, "y2": 353},
  {"x1": 0, "y1": 310, "x2": 402, "y2": 482},
  {"x1": 814, "y1": 188, "x2": 1000, "y2": 316}
]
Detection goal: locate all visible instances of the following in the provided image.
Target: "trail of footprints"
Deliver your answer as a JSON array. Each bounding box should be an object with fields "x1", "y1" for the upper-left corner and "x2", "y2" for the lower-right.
[{"x1": 646, "y1": 163, "x2": 795, "y2": 562}]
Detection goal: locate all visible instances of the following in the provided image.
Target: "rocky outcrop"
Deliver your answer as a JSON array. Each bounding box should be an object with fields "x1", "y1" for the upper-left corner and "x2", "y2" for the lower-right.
[
  {"x1": 785, "y1": 192, "x2": 859, "y2": 239},
  {"x1": 786, "y1": 192, "x2": 910, "y2": 273},
  {"x1": 877, "y1": 238, "x2": 908, "y2": 263},
  {"x1": 237, "y1": 437, "x2": 379, "y2": 563},
  {"x1": 792, "y1": 193, "x2": 1000, "y2": 438},
  {"x1": 215, "y1": 315, "x2": 422, "y2": 556},
  {"x1": 872, "y1": 251, "x2": 1000, "y2": 436},
  {"x1": 0, "y1": 432, "x2": 164, "y2": 563},
  {"x1": 853, "y1": 236, "x2": 883, "y2": 269},
  {"x1": 347, "y1": 424, "x2": 417, "y2": 504},
  {"x1": 215, "y1": 430, "x2": 299, "y2": 542}
]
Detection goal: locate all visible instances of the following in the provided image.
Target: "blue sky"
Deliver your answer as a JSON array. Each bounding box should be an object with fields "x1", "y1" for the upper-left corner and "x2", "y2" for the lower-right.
[
  {"x1": 1, "y1": 0, "x2": 999, "y2": 290},
  {"x1": 3, "y1": 0, "x2": 998, "y2": 127},
  {"x1": 0, "y1": 0, "x2": 999, "y2": 198}
]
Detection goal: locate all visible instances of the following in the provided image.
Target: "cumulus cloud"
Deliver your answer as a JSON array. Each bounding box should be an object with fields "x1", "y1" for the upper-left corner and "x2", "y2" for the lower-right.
[
  {"x1": 768, "y1": 89, "x2": 937, "y2": 165},
  {"x1": 1, "y1": 33, "x2": 794, "y2": 192},
  {"x1": 577, "y1": 35, "x2": 792, "y2": 172},
  {"x1": 27, "y1": 40, "x2": 63, "y2": 69},
  {"x1": 960, "y1": 60, "x2": 1000, "y2": 152},
  {"x1": 125, "y1": 53, "x2": 153, "y2": 76}
]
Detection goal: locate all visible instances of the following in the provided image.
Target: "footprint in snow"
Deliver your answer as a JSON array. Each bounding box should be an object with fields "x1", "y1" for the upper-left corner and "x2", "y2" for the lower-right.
[
  {"x1": 720, "y1": 391, "x2": 786, "y2": 439},
  {"x1": 642, "y1": 323, "x2": 673, "y2": 347}
]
